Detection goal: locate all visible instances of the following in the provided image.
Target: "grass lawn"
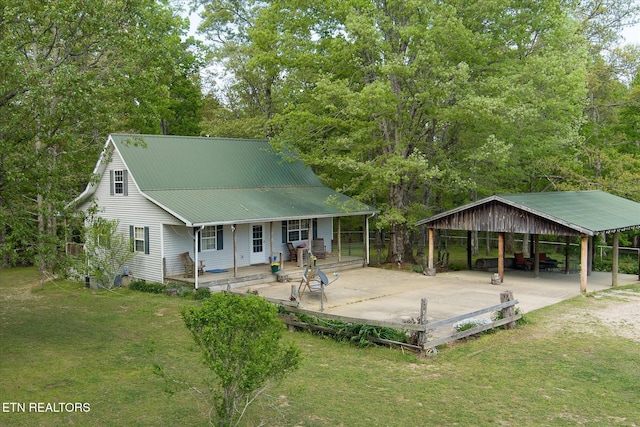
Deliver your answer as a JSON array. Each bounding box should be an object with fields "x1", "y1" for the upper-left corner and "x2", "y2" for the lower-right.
[{"x1": 2, "y1": 267, "x2": 640, "y2": 426}]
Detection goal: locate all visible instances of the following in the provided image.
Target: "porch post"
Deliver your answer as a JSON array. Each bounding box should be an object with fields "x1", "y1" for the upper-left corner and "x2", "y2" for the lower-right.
[
  {"x1": 308, "y1": 217, "x2": 313, "y2": 257},
  {"x1": 269, "y1": 221, "x2": 273, "y2": 262},
  {"x1": 364, "y1": 214, "x2": 370, "y2": 266},
  {"x1": 194, "y1": 227, "x2": 200, "y2": 289},
  {"x1": 612, "y1": 232, "x2": 619, "y2": 287},
  {"x1": 580, "y1": 235, "x2": 588, "y2": 292},
  {"x1": 565, "y1": 236, "x2": 570, "y2": 274},
  {"x1": 337, "y1": 217, "x2": 342, "y2": 262},
  {"x1": 233, "y1": 225, "x2": 237, "y2": 278}
]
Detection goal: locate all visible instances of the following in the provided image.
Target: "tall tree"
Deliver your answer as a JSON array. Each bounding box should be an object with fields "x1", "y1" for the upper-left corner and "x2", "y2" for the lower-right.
[
  {"x1": 0, "y1": 0, "x2": 203, "y2": 271},
  {"x1": 196, "y1": 0, "x2": 588, "y2": 263}
]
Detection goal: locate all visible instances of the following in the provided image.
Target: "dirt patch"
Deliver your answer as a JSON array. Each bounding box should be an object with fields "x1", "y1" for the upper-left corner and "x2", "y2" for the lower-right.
[{"x1": 552, "y1": 289, "x2": 640, "y2": 342}]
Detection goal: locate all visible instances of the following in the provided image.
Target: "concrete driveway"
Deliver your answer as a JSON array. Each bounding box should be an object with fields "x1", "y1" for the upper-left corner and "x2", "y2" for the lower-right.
[{"x1": 236, "y1": 267, "x2": 639, "y2": 324}]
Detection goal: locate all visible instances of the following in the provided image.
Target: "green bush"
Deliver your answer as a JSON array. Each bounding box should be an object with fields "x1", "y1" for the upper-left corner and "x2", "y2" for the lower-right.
[
  {"x1": 194, "y1": 287, "x2": 211, "y2": 300},
  {"x1": 128, "y1": 279, "x2": 166, "y2": 294}
]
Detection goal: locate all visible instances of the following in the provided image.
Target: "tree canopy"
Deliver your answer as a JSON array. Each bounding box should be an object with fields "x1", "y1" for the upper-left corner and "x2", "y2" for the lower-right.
[{"x1": 0, "y1": 0, "x2": 204, "y2": 269}]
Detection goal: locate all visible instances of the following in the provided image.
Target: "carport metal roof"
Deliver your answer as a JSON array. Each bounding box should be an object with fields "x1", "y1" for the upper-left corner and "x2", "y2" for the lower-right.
[{"x1": 416, "y1": 191, "x2": 640, "y2": 236}]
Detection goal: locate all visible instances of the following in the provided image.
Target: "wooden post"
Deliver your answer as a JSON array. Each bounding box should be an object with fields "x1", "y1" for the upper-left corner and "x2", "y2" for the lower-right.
[
  {"x1": 467, "y1": 230, "x2": 472, "y2": 270},
  {"x1": 290, "y1": 284, "x2": 299, "y2": 302},
  {"x1": 418, "y1": 298, "x2": 428, "y2": 351},
  {"x1": 500, "y1": 291, "x2": 516, "y2": 329},
  {"x1": 533, "y1": 234, "x2": 539, "y2": 278},
  {"x1": 612, "y1": 232, "x2": 619, "y2": 287},
  {"x1": 337, "y1": 217, "x2": 342, "y2": 262},
  {"x1": 424, "y1": 228, "x2": 436, "y2": 276},
  {"x1": 498, "y1": 232, "x2": 505, "y2": 282},
  {"x1": 580, "y1": 235, "x2": 588, "y2": 292},
  {"x1": 564, "y1": 236, "x2": 570, "y2": 274}
]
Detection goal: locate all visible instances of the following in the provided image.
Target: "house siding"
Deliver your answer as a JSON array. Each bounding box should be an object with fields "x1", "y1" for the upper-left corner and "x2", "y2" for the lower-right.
[{"x1": 80, "y1": 144, "x2": 183, "y2": 283}]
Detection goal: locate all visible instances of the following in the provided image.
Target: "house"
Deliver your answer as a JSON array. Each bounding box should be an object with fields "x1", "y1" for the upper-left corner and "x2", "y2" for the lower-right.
[{"x1": 72, "y1": 134, "x2": 376, "y2": 286}]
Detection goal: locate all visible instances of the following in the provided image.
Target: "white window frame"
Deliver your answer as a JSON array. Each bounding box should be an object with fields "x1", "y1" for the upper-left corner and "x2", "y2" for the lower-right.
[
  {"x1": 201, "y1": 226, "x2": 217, "y2": 251},
  {"x1": 133, "y1": 226, "x2": 145, "y2": 253},
  {"x1": 287, "y1": 219, "x2": 309, "y2": 242},
  {"x1": 114, "y1": 170, "x2": 124, "y2": 194}
]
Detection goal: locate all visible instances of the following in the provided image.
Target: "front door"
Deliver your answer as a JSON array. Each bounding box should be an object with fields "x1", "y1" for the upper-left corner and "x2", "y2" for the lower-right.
[{"x1": 249, "y1": 223, "x2": 266, "y2": 264}]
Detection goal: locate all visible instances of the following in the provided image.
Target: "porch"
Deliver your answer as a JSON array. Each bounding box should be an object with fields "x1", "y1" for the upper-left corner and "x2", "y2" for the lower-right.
[{"x1": 165, "y1": 254, "x2": 365, "y2": 290}]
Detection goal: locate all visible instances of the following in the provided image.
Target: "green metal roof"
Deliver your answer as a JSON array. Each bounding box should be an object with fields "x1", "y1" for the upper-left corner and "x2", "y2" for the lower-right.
[
  {"x1": 109, "y1": 134, "x2": 375, "y2": 225},
  {"x1": 417, "y1": 191, "x2": 640, "y2": 235},
  {"x1": 498, "y1": 191, "x2": 640, "y2": 234}
]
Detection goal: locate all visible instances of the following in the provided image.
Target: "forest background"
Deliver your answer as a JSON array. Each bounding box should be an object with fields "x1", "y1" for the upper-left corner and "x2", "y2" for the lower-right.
[{"x1": 2, "y1": 0, "x2": 640, "y2": 273}]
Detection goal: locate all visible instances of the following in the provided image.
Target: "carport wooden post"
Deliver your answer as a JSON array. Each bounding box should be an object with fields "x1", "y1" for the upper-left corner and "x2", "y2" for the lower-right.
[
  {"x1": 580, "y1": 235, "x2": 588, "y2": 292},
  {"x1": 533, "y1": 234, "x2": 540, "y2": 278},
  {"x1": 612, "y1": 232, "x2": 619, "y2": 287},
  {"x1": 428, "y1": 228, "x2": 435, "y2": 271},
  {"x1": 498, "y1": 232, "x2": 504, "y2": 282},
  {"x1": 337, "y1": 217, "x2": 342, "y2": 262}
]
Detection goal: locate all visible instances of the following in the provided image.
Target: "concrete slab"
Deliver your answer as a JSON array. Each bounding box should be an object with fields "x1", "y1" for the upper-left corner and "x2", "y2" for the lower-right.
[{"x1": 235, "y1": 267, "x2": 639, "y2": 325}]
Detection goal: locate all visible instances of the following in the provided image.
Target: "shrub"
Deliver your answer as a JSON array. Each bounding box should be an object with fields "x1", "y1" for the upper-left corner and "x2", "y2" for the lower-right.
[
  {"x1": 194, "y1": 287, "x2": 211, "y2": 300},
  {"x1": 181, "y1": 293, "x2": 300, "y2": 427},
  {"x1": 128, "y1": 279, "x2": 166, "y2": 294}
]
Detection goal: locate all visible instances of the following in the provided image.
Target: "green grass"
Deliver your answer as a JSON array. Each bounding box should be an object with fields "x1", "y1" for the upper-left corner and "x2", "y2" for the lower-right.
[{"x1": 2, "y1": 267, "x2": 640, "y2": 426}]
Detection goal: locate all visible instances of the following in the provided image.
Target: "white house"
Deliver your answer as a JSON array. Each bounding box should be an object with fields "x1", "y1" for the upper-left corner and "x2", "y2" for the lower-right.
[{"x1": 72, "y1": 134, "x2": 376, "y2": 286}]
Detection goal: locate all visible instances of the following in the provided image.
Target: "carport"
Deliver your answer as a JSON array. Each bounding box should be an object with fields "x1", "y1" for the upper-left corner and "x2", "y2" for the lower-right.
[{"x1": 416, "y1": 191, "x2": 640, "y2": 292}]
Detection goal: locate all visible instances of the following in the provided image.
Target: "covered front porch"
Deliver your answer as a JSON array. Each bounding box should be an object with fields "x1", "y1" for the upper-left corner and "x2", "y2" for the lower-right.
[{"x1": 165, "y1": 254, "x2": 365, "y2": 290}]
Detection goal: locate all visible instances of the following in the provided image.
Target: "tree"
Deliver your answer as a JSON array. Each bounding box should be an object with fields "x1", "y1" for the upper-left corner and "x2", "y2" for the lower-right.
[
  {"x1": 181, "y1": 293, "x2": 300, "y2": 427},
  {"x1": 196, "y1": 0, "x2": 587, "y2": 263},
  {"x1": 0, "y1": 0, "x2": 203, "y2": 274},
  {"x1": 80, "y1": 217, "x2": 137, "y2": 289}
]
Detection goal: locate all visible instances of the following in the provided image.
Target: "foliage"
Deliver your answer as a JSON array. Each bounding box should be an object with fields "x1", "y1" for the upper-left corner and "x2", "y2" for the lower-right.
[
  {"x1": 293, "y1": 312, "x2": 409, "y2": 348},
  {"x1": 181, "y1": 293, "x2": 300, "y2": 426},
  {"x1": 79, "y1": 217, "x2": 137, "y2": 289},
  {"x1": 0, "y1": 0, "x2": 204, "y2": 272},
  {"x1": 129, "y1": 279, "x2": 167, "y2": 294},
  {"x1": 453, "y1": 317, "x2": 492, "y2": 333},
  {"x1": 194, "y1": 287, "x2": 213, "y2": 300},
  {"x1": 196, "y1": 0, "x2": 590, "y2": 264}
]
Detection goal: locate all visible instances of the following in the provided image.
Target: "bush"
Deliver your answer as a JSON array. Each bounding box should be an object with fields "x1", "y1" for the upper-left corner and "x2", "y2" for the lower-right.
[
  {"x1": 129, "y1": 279, "x2": 166, "y2": 294},
  {"x1": 194, "y1": 287, "x2": 211, "y2": 300}
]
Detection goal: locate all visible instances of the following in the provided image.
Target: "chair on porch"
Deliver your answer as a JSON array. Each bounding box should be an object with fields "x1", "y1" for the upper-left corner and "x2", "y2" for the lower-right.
[
  {"x1": 179, "y1": 252, "x2": 205, "y2": 278},
  {"x1": 312, "y1": 238, "x2": 326, "y2": 259},
  {"x1": 287, "y1": 242, "x2": 297, "y2": 262}
]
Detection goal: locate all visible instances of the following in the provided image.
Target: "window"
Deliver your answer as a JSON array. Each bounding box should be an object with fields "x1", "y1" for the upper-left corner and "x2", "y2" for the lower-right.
[
  {"x1": 200, "y1": 225, "x2": 223, "y2": 251},
  {"x1": 110, "y1": 169, "x2": 128, "y2": 196},
  {"x1": 287, "y1": 219, "x2": 309, "y2": 242},
  {"x1": 201, "y1": 226, "x2": 217, "y2": 250},
  {"x1": 114, "y1": 170, "x2": 124, "y2": 194},
  {"x1": 134, "y1": 227, "x2": 146, "y2": 252}
]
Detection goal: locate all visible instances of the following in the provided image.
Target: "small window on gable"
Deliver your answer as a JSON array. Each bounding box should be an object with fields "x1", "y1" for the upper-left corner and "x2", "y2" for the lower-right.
[
  {"x1": 114, "y1": 170, "x2": 124, "y2": 194},
  {"x1": 110, "y1": 169, "x2": 128, "y2": 196}
]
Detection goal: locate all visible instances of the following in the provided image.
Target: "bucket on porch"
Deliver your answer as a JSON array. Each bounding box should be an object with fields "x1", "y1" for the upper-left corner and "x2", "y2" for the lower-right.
[{"x1": 270, "y1": 255, "x2": 279, "y2": 273}]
